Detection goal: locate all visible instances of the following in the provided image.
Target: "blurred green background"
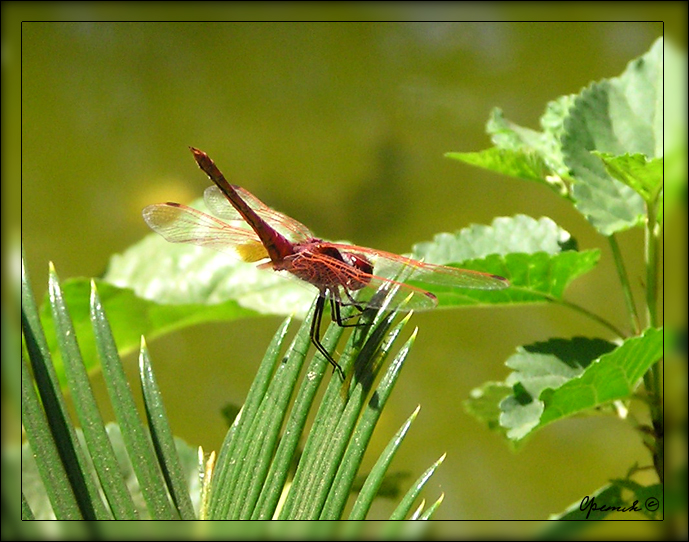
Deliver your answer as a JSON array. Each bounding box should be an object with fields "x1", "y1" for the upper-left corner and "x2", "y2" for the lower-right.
[{"x1": 10, "y1": 2, "x2": 685, "y2": 536}]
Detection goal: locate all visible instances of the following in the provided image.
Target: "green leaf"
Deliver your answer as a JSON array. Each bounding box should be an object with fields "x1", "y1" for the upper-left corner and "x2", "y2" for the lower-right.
[
  {"x1": 42, "y1": 214, "x2": 532, "y2": 386},
  {"x1": 561, "y1": 38, "x2": 663, "y2": 235},
  {"x1": 446, "y1": 148, "x2": 568, "y2": 198},
  {"x1": 413, "y1": 215, "x2": 599, "y2": 306},
  {"x1": 446, "y1": 96, "x2": 577, "y2": 198},
  {"x1": 413, "y1": 215, "x2": 577, "y2": 259},
  {"x1": 488, "y1": 98, "x2": 576, "y2": 179},
  {"x1": 106, "y1": 228, "x2": 315, "y2": 314},
  {"x1": 499, "y1": 328, "x2": 662, "y2": 441},
  {"x1": 592, "y1": 152, "x2": 663, "y2": 204},
  {"x1": 463, "y1": 382, "x2": 512, "y2": 435}
]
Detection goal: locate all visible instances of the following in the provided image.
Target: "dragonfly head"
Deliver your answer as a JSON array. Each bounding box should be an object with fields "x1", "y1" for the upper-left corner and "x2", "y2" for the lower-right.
[{"x1": 341, "y1": 252, "x2": 374, "y2": 291}]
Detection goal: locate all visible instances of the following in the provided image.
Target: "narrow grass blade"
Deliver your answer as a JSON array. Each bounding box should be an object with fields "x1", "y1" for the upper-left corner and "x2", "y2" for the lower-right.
[
  {"x1": 210, "y1": 314, "x2": 303, "y2": 519},
  {"x1": 320, "y1": 320, "x2": 415, "y2": 519},
  {"x1": 21, "y1": 492, "x2": 35, "y2": 521},
  {"x1": 90, "y1": 281, "x2": 177, "y2": 519},
  {"x1": 21, "y1": 352, "x2": 81, "y2": 519},
  {"x1": 139, "y1": 338, "x2": 196, "y2": 519},
  {"x1": 389, "y1": 453, "x2": 446, "y2": 520},
  {"x1": 48, "y1": 263, "x2": 138, "y2": 519},
  {"x1": 228, "y1": 310, "x2": 327, "y2": 519},
  {"x1": 208, "y1": 316, "x2": 292, "y2": 518},
  {"x1": 418, "y1": 492, "x2": 444, "y2": 519},
  {"x1": 279, "y1": 308, "x2": 397, "y2": 519},
  {"x1": 251, "y1": 309, "x2": 353, "y2": 519},
  {"x1": 21, "y1": 256, "x2": 109, "y2": 519},
  {"x1": 348, "y1": 405, "x2": 420, "y2": 520}
]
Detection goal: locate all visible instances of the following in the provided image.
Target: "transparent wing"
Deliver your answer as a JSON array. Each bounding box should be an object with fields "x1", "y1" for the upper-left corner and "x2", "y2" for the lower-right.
[
  {"x1": 203, "y1": 185, "x2": 313, "y2": 242},
  {"x1": 142, "y1": 202, "x2": 269, "y2": 262},
  {"x1": 323, "y1": 243, "x2": 509, "y2": 290}
]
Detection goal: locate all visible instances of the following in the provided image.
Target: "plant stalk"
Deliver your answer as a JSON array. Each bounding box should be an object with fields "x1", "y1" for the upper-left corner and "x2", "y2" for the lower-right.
[
  {"x1": 642, "y1": 199, "x2": 663, "y2": 482},
  {"x1": 554, "y1": 298, "x2": 626, "y2": 339},
  {"x1": 607, "y1": 234, "x2": 641, "y2": 335}
]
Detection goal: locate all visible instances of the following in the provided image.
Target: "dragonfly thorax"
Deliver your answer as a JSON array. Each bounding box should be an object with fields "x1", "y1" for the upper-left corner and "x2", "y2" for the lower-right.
[{"x1": 279, "y1": 242, "x2": 374, "y2": 292}]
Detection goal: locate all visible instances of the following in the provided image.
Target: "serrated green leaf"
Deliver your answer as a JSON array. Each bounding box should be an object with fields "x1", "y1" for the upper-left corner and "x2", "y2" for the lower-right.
[
  {"x1": 412, "y1": 215, "x2": 598, "y2": 306},
  {"x1": 413, "y1": 215, "x2": 576, "y2": 259},
  {"x1": 487, "y1": 100, "x2": 575, "y2": 179},
  {"x1": 593, "y1": 152, "x2": 663, "y2": 204},
  {"x1": 446, "y1": 148, "x2": 569, "y2": 197},
  {"x1": 500, "y1": 329, "x2": 662, "y2": 441},
  {"x1": 562, "y1": 38, "x2": 663, "y2": 235},
  {"x1": 447, "y1": 97, "x2": 577, "y2": 198}
]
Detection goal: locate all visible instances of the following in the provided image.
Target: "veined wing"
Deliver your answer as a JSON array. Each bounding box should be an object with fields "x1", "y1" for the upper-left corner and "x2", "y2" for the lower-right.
[
  {"x1": 203, "y1": 185, "x2": 314, "y2": 242},
  {"x1": 323, "y1": 242, "x2": 509, "y2": 291},
  {"x1": 142, "y1": 202, "x2": 270, "y2": 262}
]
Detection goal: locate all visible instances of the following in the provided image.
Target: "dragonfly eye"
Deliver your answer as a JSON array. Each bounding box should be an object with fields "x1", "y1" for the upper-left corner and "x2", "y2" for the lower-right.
[
  {"x1": 343, "y1": 253, "x2": 373, "y2": 275},
  {"x1": 341, "y1": 253, "x2": 373, "y2": 290}
]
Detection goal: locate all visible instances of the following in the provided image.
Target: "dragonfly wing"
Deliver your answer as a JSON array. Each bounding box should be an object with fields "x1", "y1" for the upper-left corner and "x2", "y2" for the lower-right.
[
  {"x1": 203, "y1": 186, "x2": 313, "y2": 242},
  {"x1": 142, "y1": 202, "x2": 270, "y2": 261},
  {"x1": 325, "y1": 243, "x2": 509, "y2": 290}
]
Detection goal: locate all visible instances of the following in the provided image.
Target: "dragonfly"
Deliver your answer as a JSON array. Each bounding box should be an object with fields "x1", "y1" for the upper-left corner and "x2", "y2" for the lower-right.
[{"x1": 143, "y1": 148, "x2": 509, "y2": 379}]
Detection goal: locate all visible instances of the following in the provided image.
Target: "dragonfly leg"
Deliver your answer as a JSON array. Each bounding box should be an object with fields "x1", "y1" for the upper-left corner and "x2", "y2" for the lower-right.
[
  {"x1": 340, "y1": 288, "x2": 368, "y2": 313},
  {"x1": 329, "y1": 292, "x2": 367, "y2": 329},
  {"x1": 310, "y1": 294, "x2": 345, "y2": 380},
  {"x1": 330, "y1": 290, "x2": 368, "y2": 328}
]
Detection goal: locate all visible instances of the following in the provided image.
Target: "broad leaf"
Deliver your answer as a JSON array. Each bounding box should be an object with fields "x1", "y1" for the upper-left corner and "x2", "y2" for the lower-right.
[
  {"x1": 447, "y1": 97, "x2": 576, "y2": 198},
  {"x1": 497, "y1": 328, "x2": 662, "y2": 441},
  {"x1": 561, "y1": 38, "x2": 663, "y2": 235},
  {"x1": 413, "y1": 215, "x2": 599, "y2": 306},
  {"x1": 592, "y1": 152, "x2": 663, "y2": 204}
]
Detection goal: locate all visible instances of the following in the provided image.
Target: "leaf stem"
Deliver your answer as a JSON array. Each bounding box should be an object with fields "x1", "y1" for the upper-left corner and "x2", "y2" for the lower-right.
[
  {"x1": 553, "y1": 298, "x2": 626, "y2": 339},
  {"x1": 642, "y1": 198, "x2": 663, "y2": 482},
  {"x1": 607, "y1": 235, "x2": 641, "y2": 335}
]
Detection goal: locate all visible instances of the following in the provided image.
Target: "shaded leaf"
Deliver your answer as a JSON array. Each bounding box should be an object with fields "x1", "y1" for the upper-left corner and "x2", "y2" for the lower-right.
[
  {"x1": 561, "y1": 38, "x2": 663, "y2": 235},
  {"x1": 499, "y1": 328, "x2": 662, "y2": 441}
]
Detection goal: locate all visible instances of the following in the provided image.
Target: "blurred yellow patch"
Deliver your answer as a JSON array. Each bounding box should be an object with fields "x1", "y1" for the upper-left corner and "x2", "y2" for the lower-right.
[{"x1": 237, "y1": 240, "x2": 269, "y2": 262}]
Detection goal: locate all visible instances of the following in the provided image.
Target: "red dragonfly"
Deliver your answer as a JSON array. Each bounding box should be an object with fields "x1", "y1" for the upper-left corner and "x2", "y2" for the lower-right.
[{"x1": 143, "y1": 148, "x2": 508, "y2": 379}]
